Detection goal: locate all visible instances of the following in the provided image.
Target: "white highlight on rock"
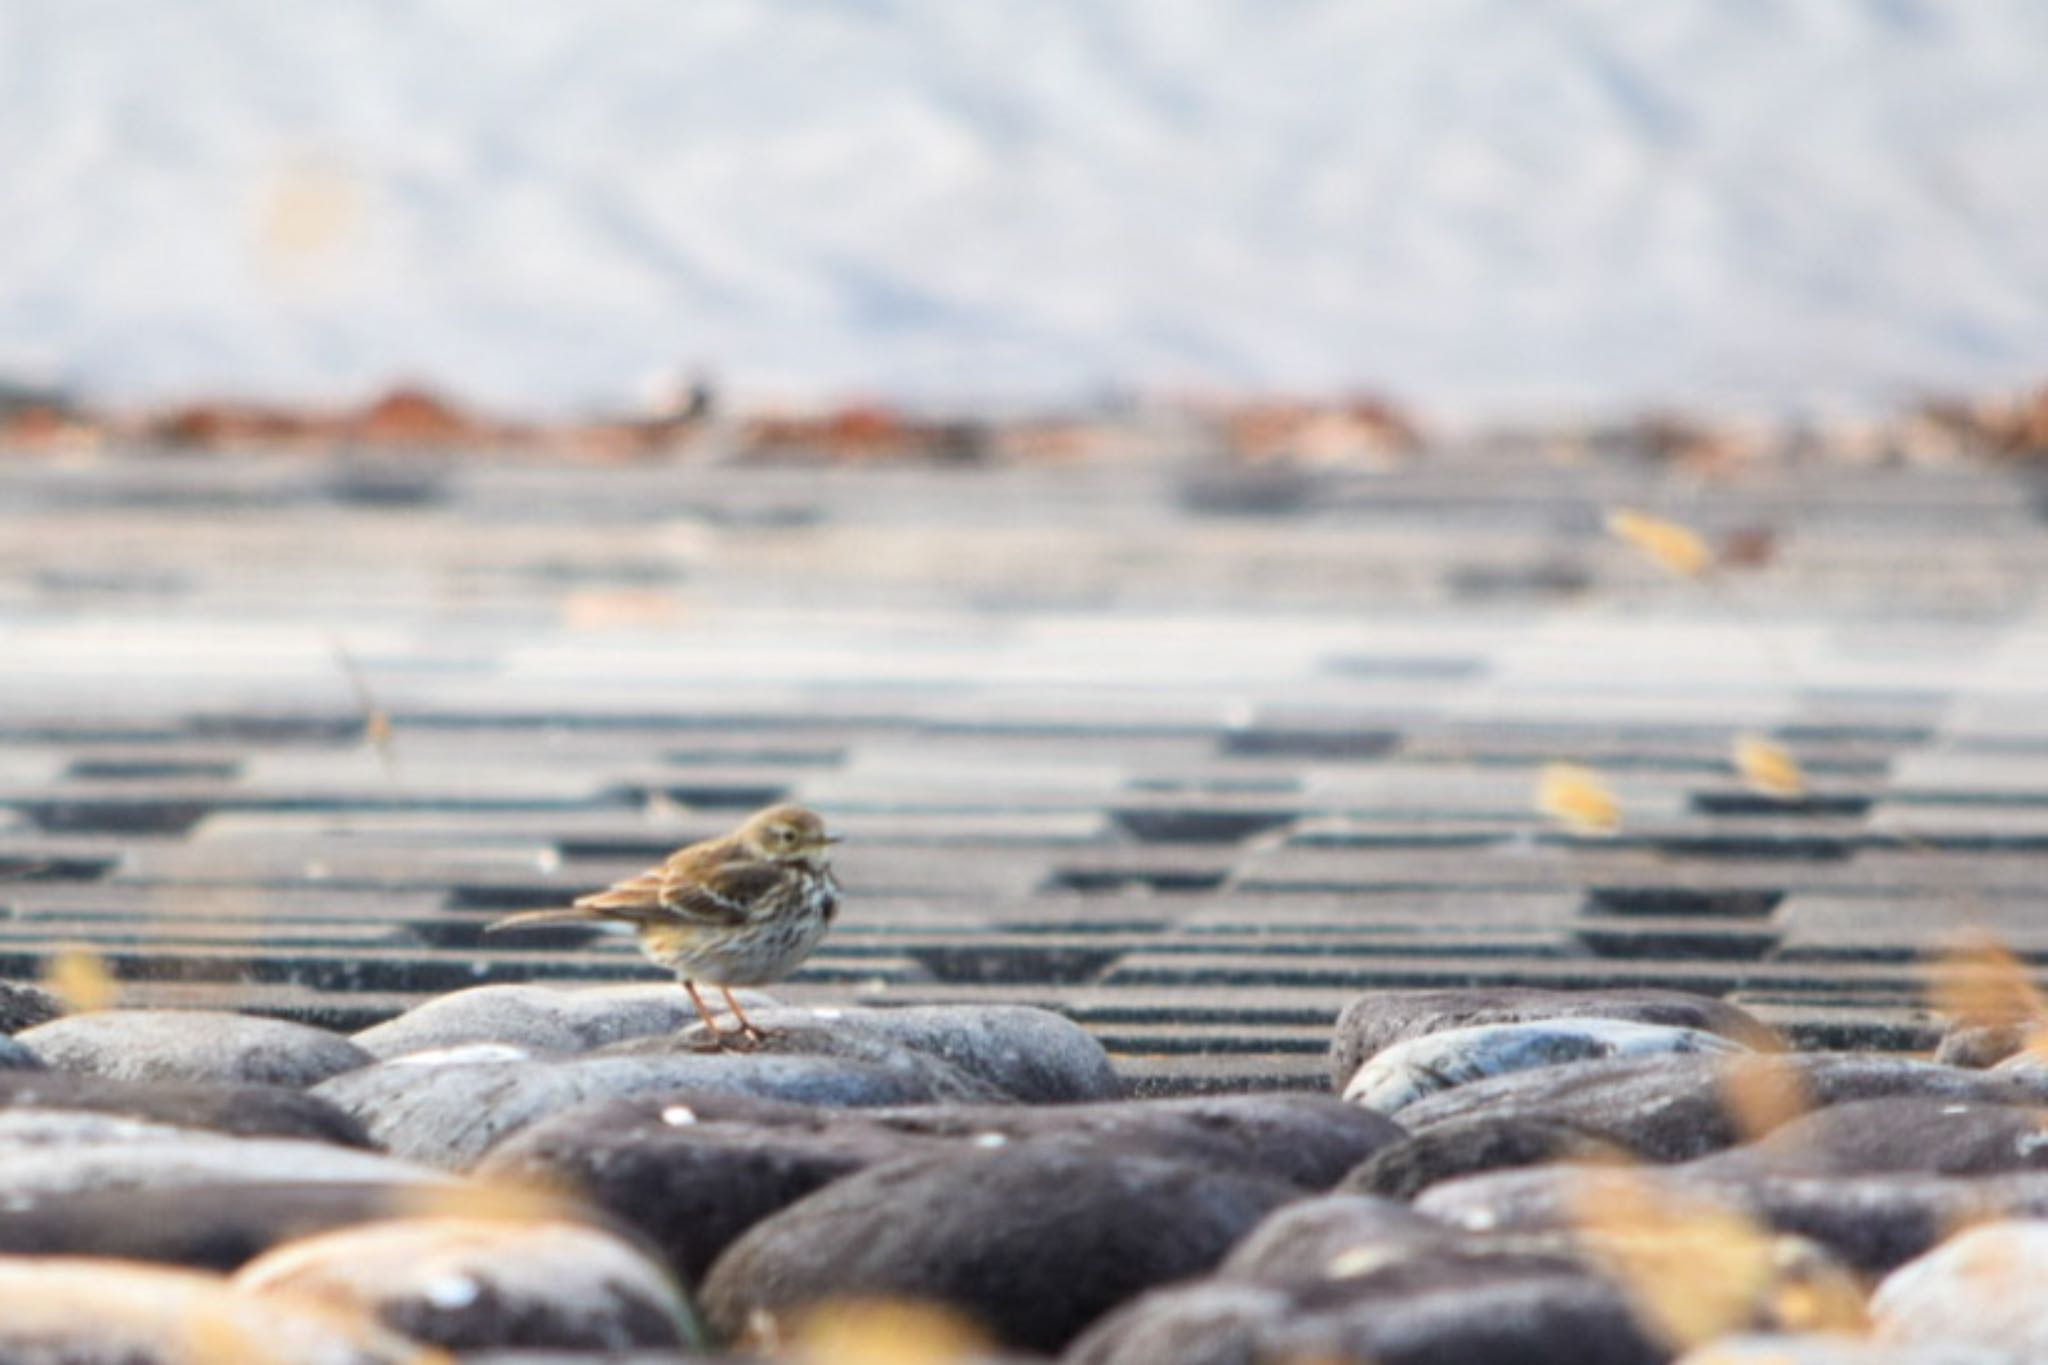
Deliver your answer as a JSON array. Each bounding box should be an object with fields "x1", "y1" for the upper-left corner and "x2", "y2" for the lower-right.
[
  {"x1": 423, "y1": 1273, "x2": 479, "y2": 1309},
  {"x1": 389, "y1": 1043, "x2": 531, "y2": 1067},
  {"x1": 1342, "y1": 1018, "x2": 1747, "y2": 1115},
  {"x1": 660, "y1": 1105, "x2": 698, "y2": 1127}
]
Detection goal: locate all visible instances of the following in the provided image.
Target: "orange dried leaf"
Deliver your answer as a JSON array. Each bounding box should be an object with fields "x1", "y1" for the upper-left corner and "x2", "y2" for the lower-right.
[
  {"x1": 1570, "y1": 1169, "x2": 1784, "y2": 1350},
  {"x1": 1734, "y1": 735, "x2": 1806, "y2": 799},
  {"x1": 792, "y1": 1298, "x2": 991, "y2": 1365},
  {"x1": 1607, "y1": 508, "x2": 1713, "y2": 577},
  {"x1": 1717, "y1": 1051, "x2": 1808, "y2": 1144},
  {"x1": 1928, "y1": 933, "x2": 2047, "y2": 1030},
  {"x1": 44, "y1": 947, "x2": 118, "y2": 1013},
  {"x1": 396, "y1": 1176, "x2": 577, "y2": 1226},
  {"x1": 1537, "y1": 763, "x2": 1621, "y2": 835}
]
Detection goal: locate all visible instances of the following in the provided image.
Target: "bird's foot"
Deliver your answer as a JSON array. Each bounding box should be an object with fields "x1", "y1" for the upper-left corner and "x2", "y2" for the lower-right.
[{"x1": 718, "y1": 1025, "x2": 768, "y2": 1052}]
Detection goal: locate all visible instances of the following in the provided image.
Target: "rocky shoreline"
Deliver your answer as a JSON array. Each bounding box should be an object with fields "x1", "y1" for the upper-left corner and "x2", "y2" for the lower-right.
[{"x1": 2, "y1": 979, "x2": 2044, "y2": 1361}]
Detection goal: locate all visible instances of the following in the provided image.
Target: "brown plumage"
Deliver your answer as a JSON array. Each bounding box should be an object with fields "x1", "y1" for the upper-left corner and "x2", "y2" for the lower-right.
[{"x1": 486, "y1": 803, "x2": 841, "y2": 1047}]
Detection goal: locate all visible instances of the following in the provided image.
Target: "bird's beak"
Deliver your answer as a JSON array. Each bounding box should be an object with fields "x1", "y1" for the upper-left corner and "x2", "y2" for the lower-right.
[{"x1": 822, "y1": 833, "x2": 845, "y2": 845}]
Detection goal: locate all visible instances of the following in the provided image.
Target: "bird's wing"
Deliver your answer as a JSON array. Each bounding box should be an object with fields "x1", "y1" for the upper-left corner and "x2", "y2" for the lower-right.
[
  {"x1": 569, "y1": 867, "x2": 675, "y2": 926},
  {"x1": 659, "y1": 856, "x2": 785, "y2": 926}
]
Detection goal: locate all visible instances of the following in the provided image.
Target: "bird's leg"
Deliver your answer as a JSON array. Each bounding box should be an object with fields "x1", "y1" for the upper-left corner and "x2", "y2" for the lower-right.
[
  {"x1": 682, "y1": 980, "x2": 732, "y2": 1050},
  {"x1": 722, "y1": 986, "x2": 769, "y2": 1047}
]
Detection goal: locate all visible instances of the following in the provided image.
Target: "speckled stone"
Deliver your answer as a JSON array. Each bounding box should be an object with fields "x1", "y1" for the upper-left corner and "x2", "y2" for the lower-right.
[
  {"x1": 1328, "y1": 986, "x2": 1780, "y2": 1092},
  {"x1": 18, "y1": 1009, "x2": 372, "y2": 1088},
  {"x1": 234, "y1": 1216, "x2": 699, "y2": 1351},
  {"x1": 703, "y1": 1144, "x2": 1298, "y2": 1353},
  {"x1": 1342, "y1": 1018, "x2": 1747, "y2": 1114},
  {"x1": 315, "y1": 1046, "x2": 1006, "y2": 1169}
]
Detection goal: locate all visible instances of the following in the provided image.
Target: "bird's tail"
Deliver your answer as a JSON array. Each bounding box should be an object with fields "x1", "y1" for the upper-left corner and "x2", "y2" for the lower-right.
[{"x1": 483, "y1": 906, "x2": 603, "y2": 934}]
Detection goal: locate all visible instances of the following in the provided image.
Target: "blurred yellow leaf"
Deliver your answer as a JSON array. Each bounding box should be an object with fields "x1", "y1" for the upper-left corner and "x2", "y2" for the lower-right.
[
  {"x1": 44, "y1": 947, "x2": 117, "y2": 1013},
  {"x1": 1734, "y1": 736, "x2": 1806, "y2": 799},
  {"x1": 1571, "y1": 1170, "x2": 1784, "y2": 1350},
  {"x1": 792, "y1": 1298, "x2": 991, "y2": 1365},
  {"x1": 1537, "y1": 763, "x2": 1621, "y2": 835},
  {"x1": 396, "y1": 1175, "x2": 578, "y2": 1226},
  {"x1": 1928, "y1": 932, "x2": 2047, "y2": 1031},
  {"x1": 1716, "y1": 1051, "x2": 1807, "y2": 1145},
  {"x1": 1608, "y1": 508, "x2": 1713, "y2": 577}
]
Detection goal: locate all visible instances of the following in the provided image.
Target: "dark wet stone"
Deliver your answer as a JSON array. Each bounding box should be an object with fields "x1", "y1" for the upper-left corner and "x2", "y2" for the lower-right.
[
  {"x1": 1419, "y1": 1164, "x2": 2048, "y2": 1275},
  {"x1": 1343, "y1": 1018, "x2": 1746, "y2": 1114},
  {"x1": 1396, "y1": 1052, "x2": 2048, "y2": 1163},
  {"x1": 18, "y1": 1009, "x2": 372, "y2": 1088},
  {"x1": 0, "y1": 1258, "x2": 422, "y2": 1363},
  {"x1": 643, "y1": 1003, "x2": 1124, "y2": 1104},
  {"x1": 316, "y1": 1046, "x2": 1003, "y2": 1169},
  {"x1": 0, "y1": 1070, "x2": 371, "y2": 1146},
  {"x1": 0, "y1": 981, "x2": 63, "y2": 1033},
  {"x1": 1677, "y1": 1338, "x2": 2026, "y2": 1365},
  {"x1": 862, "y1": 1093, "x2": 1406, "y2": 1189},
  {"x1": 702, "y1": 1145, "x2": 1298, "y2": 1354},
  {"x1": 1872, "y1": 1220, "x2": 2048, "y2": 1356},
  {"x1": 0, "y1": 1181, "x2": 425, "y2": 1269},
  {"x1": 1329, "y1": 986, "x2": 1779, "y2": 1090},
  {"x1": 1342, "y1": 1112, "x2": 1642, "y2": 1200},
  {"x1": 1216, "y1": 1193, "x2": 1447, "y2": 1282},
  {"x1": 1934, "y1": 1023, "x2": 2036, "y2": 1070},
  {"x1": 1066, "y1": 1268, "x2": 1667, "y2": 1365},
  {"x1": 479, "y1": 1092, "x2": 954, "y2": 1286},
  {"x1": 351, "y1": 982, "x2": 717, "y2": 1060},
  {"x1": 234, "y1": 1216, "x2": 697, "y2": 1351},
  {"x1": 1692, "y1": 1097, "x2": 2048, "y2": 1178},
  {"x1": 484, "y1": 1091, "x2": 1400, "y2": 1288}
]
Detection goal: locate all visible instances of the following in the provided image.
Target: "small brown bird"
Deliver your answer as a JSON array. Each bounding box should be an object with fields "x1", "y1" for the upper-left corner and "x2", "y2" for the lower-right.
[{"x1": 486, "y1": 803, "x2": 841, "y2": 1048}]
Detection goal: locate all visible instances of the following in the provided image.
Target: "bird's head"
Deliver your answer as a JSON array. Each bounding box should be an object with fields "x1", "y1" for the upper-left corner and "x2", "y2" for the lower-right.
[{"x1": 737, "y1": 803, "x2": 842, "y2": 867}]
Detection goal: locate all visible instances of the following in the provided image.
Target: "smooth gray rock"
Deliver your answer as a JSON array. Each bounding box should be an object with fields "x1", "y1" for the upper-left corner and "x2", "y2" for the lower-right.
[
  {"x1": 1343, "y1": 1018, "x2": 1746, "y2": 1114},
  {"x1": 1419, "y1": 1165, "x2": 2048, "y2": 1274},
  {"x1": 1873, "y1": 1220, "x2": 2048, "y2": 1356},
  {"x1": 0, "y1": 1117, "x2": 451, "y2": 1199},
  {"x1": 1679, "y1": 1338, "x2": 2025, "y2": 1365},
  {"x1": 1691, "y1": 1097, "x2": 2048, "y2": 1178},
  {"x1": 1217, "y1": 1194, "x2": 1448, "y2": 1283},
  {"x1": 0, "y1": 981, "x2": 62, "y2": 1033},
  {"x1": 1935, "y1": 1024, "x2": 2035, "y2": 1070},
  {"x1": 235, "y1": 1216, "x2": 699, "y2": 1351},
  {"x1": 1066, "y1": 1268, "x2": 1667, "y2": 1365},
  {"x1": 703, "y1": 1145, "x2": 1298, "y2": 1354},
  {"x1": 316, "y1": 1047, "x2": 1003, "y2": 1169},
  {"x1": 1328, "y1": 986, "x2": 1779, "y2": 1091},
  {"x1": 0, "y1": 1032, "x2": 44, "y2": 1070},
  {"x1": 862, "y1": 1092, "x2": 1406, "y2": 1189},
  {"x1": 0, "y1": 1070, "x2": 371, "y2": 1146},
  {"x1": 1395, "y1": 1053, "x2": 2048, "y2": 1162},
  {"x1": 480, "y1": 1092, "x2": 956, "y2": 1285},
  {"x1": 1342, "y1": 1111, "x2": 1641, "y2": 1200},
  {"x1": 0, "y1": 1258, "x2": 423, "y2": 1364},
  {"x1": 0, "y1": 1180, "x2": 438, "y2": 1269},
  {"x1": 483, "y1": 1090, "x2": 1403, "y2": 1285},
  {"x1": 19, "y1": 1009, "x2": 372, "y2": 1088},
  {"x1": 351, "y1": 982, "x2": 729, "y2": 1059},
  {"x1": 644, "y1": 1003, "x2": 1124, "y2": 1104}
]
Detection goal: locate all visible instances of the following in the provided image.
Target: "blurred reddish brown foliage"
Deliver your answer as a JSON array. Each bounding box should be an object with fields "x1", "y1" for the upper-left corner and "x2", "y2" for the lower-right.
[{"x1": 1215, "y1": 397, "x2": 1420, "y2": 464}]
